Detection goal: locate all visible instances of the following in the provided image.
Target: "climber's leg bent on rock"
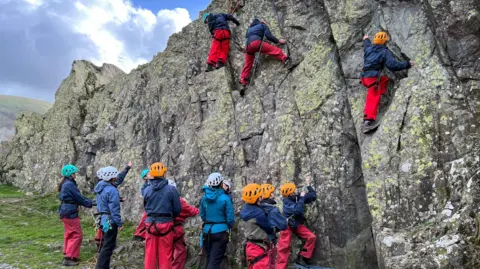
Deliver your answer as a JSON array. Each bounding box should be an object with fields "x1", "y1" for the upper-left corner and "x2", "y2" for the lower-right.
[
  {"x1": 246, "y1": 242, "x2": 270, "y2": 269},
  {"x1": 295, "y1": 224, "x2": 316, "y2": 263},
  {"x1": 204, "y1": 231, "x2": 229, "y2": 269},
  {"x1": 276, "y1": 227, "x2": 293, "y2": 269},
  {"x1": 144, "y1": 222, "x2": 174, "y2": 269},
  {"x1": 172, "y1": 225, "x2": 187, "y2": 269},
  {"x1": 362, "y1": 76, "x2": 389, "y2": 132},
  {"x1": 96, "y1": 224, "x2": 118, "y2": 269},
  {"x1": 207, "y1": 29, "x2": 231, "y2": 71},
  {"x1": 240, "y1": 40, "x2": 288, "y2": 85}
]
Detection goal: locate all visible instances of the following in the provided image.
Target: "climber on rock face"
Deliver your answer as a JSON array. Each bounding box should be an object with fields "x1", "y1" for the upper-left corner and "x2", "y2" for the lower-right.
[
  {"x1": 361, "y1": 31, "x2": 414, "y2": 134},
  {"x1": 167, "y1": 179, "x2": 200, "y2": 269},
  {"x1": 200, "y1": 172, "x2": 235, "y2": 269},
  {"x1": 239, "y1": 18, "x2": 289, "y2": 86},
  {"x1": 240, "y1": 184, "x2": 287, "y2": 269},
  {"x1": 276, "y1": 175, "x2": 317, "y2": 269},
  {"x1": 143, "y1": 162, "x2": 182, "y2": 269},
  {"x1": 132, "y1": 169, "x2": 152, "y2": 241},
  {"x1": 203, "y1": 12, "x2": 240, "y2": 72},
  {"x1": 94, "y1": 164, "x2": 131, "y2": 269},
  {"x1": 58, "y1": 164, "x2": 94, "y2": 267}
]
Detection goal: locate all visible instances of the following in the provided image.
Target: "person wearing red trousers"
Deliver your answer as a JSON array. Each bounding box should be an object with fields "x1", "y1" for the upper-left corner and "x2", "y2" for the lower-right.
[
  {"x1": 360, "y1": 31, "x2": 413, "y2": 133},
  {"x1": 143, "y1": 162, "x2": 182, "y2": 269},
  {"x1": 133, "y1": 169, "x2": 152, "y2": 241},
  {"x1": 240, "y1": 184, "x2": 287, "y2": 269},
  {"x1": 164, "y1": 180, "x2": 200, "y2": 269},
  {"x1": 276, "y1": 175, "x2": 317, "y2": 269},
  {"x1": 239, "y1": 18, "x2": 289, "y2": 86},
  {"x1": 57, "y1": 164, "x2": 94, "y2": 266},
  {"x1": 203, "y1": 12, "x2": 240, "y2": 72}
]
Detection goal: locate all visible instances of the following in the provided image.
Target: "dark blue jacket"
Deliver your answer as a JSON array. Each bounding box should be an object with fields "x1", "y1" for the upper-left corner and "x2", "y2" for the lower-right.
[
  {"x1": 246, "y1": 19, "x2": 280, "y2": 45},
  {"x1": 143, "y1": 178, "x2": 182, "y2": 224},
  {"x1": 282, "y1": 186, "x2": 317, "y2": 229},
  {"x1": 361, "y1": 39, "x2": 411, "y2": 78},
  {"x1": 141, "y1": 181, "x2": 150, "y2": 195},
  {"x1": 58, "y1": 178, "x2": 93, "y2": 219},
  {"x1": 206, "y1": 13, "x2": 240, "y2": 35},
  {"x1": 200, "y1": 186, "x2": 235, "y2": 234},
  {"x1": 112, "y1": 166, "x2": 130, "y2": 187},
  {"x1": 240, "y1": 203, "x2": 287, "y2": 234},
  {"x1": 94, "y1": 181, "x2": 122, "y2": 228}
]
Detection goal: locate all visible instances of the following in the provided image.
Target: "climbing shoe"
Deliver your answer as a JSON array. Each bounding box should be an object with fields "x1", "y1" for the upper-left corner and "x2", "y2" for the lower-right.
[
  {"x1": 62, "y1": 258, "x2": 79, "y2": 266},
  {"x1": 205, "y1": 64, "x2": 215, "y2": 72},
  {"x1": 363, "y1": 120, "x2": 380, "y2": 134},
  {"x1": 284, "y1": 57, "x2": 290, "y2": 67},
  {"x1": 132, "y1": 235, "x2": 145, "y2": 242},
  {"x1": 216, "y1": 62, "x2": 226, "y2": 69},
  {"x1": 295, "y1": 255, "x2": 312, "y2": 267}
]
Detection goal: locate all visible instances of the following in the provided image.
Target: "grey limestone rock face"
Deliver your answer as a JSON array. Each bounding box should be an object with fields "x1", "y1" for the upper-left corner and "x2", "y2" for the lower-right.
[{"x1": 1, "y1": 0, "x2": 479, "y2": 268}]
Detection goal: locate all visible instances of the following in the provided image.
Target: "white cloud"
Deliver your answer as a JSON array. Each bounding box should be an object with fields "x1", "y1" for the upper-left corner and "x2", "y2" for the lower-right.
[{"x1": 0, "y1": 0, "x2": 191, "y2": 101}]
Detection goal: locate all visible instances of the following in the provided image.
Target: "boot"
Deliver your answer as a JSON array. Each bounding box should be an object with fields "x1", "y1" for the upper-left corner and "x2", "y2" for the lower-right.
[
  {"x1": 363, "y1": 120, "x2": 380, "y2": 134},
  {"x1": 216, "y1": 62, "x2": 225, "y2": 69},
  {"x1": 205, "y1": 64, "x2": 215, "y2": 72},
  {"x1": 295, "y1": 255, "x2": 312, "y2": 267},
  {"x1": 283, "y1": 57, "x2": 290, "y2": 67},
  {"x1": 132, "y1": 235, "x2": 145, "y2": 242},
  {"x1": 62, "y1": 257, "x2": 79, "y2": 266}
]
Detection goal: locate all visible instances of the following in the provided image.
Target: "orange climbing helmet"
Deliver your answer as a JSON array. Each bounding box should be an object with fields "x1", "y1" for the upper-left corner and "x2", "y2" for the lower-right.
[
  {"x1": 150, "y1": 162, "x2": 167, "y2": 178},
  {"x1": 242, "y1": 184, "x2": 263, "y2": 204},
  {"x1": 373, "y1": 31, "x2": 389, "y2": 45},
  {"x1": 280, "y1": 182, "x2": 296, "y2": 197},
  {"x1": 261, "y1": 183, "x2": 275, "y2": 199}
]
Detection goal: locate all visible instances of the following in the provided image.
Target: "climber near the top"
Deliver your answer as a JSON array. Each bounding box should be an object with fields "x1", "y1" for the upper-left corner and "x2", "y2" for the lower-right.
[
  {"x1": 239, "y1": 18, "x2": 289, "y2": 86},
  {"x1": 203, "y1": 12, "x2": 240, "y2": 72},
  {"x1": 143, "y1": 162, "x2": 182, "y2": 269},
  {"x1": 58, "y1": 164, "x2": 94, "y2": 267},
  {"x1": 360, "y1": 31, "x2": 414, "y2": 134}
]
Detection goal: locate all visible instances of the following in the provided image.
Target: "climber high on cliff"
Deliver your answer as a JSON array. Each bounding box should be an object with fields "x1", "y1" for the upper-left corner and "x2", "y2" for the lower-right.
[
  {"x1": 239, "y1": 18, "x2": 289, "y2": 86},
  {"x1": 361, "y1": 31, "x2": 414, "y2": 134},
  {"x1": 203, "y1": 12, "x2": 240, "y2": 72}
]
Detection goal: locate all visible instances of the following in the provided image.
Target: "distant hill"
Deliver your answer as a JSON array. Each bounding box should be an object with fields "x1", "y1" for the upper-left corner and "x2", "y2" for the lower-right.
[{"x1": 0, "y1": 95, "x2": 52, "y2": 141}]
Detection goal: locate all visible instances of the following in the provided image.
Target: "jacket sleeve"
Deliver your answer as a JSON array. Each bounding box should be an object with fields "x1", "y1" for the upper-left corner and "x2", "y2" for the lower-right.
[
  {"x1": 207, "y1": 19, "x2": 215, "y2": 35},
  {"x1": 113, "y1": 166, "x2": 131, "y2": 188},
  {"x1": 286, "y1": 197, "x2": 305, "y2": 215},
  {"x1": 141, "y1": 181, "x2": 150, "y2": 196},
  {"x1": 200, "y1": 197, "x2": 206, "y2": 221},
  {"x1": 171, "y1": 188, "x2": 182, "y2": 217},
  {"x1": 68, "y1": 184, "x2": 93, "y2": 208},
  {"x1": 264, "y1": 25, "x2": 280, "y2": 44},
  {"x1": 385, "y1": 49, "x2": 410, "y2": 71},
  {"x1": 268, "y1": 207, "x2": 288, "y2": 231},
  {"x1": 108, "y1": 189, "x2": 123, "y2": 227},
  {"x1": 181, "y1": 198, "x2": 200, "y2": 218},
  {"x1": 304, "y1": 186, "x2": 317, "y2": 204},
  {"x1": 363, "y1": 38, "x2": 372, "y2": 50},
  {"x1": 225, "y1": 14, "x2": 240, "y2": 26},
  {"x1": 225, "y1": 198, "x2": 235, "y2": 228}
]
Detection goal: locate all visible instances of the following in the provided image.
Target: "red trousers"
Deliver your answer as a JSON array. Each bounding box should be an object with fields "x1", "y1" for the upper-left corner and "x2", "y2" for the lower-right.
[
  {"x1": 207, "y1": 29, "x2": 231, "y2": 65},
  {"x1": 246, "y1": 242, "x2": 270, "y2": 269},
  {"x1": 172, "y1": 225, "x2": 187, "y2": 269},
  {"x1": 145, "y1": 222, "x2": 174, "y2": 269},
  {"x1": 134, "y1": 211, "x2": 148, "y2": 239},
  {"x1": 361, "y1": 76, "x2": 389, "y2": 121},
  {"x1": 240, "y1": 40, "x2": 288, "y2": 85},
  {"x1": 276, "y1": 225, "x2": 317, "y2": 269},
  {"x1": 62, "y1": 217, "x2": 83, "y2": 259}
]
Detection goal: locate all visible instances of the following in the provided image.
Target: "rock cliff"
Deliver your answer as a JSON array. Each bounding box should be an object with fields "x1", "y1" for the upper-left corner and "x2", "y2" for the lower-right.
[{"x1": 1, "y1": 0, "x2": 479, "y2": 268}]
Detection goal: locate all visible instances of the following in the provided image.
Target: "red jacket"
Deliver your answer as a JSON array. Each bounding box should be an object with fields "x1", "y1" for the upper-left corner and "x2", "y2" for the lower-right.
[{"x1": 175, "y1": 197, "x2": 199, "y2": 224}]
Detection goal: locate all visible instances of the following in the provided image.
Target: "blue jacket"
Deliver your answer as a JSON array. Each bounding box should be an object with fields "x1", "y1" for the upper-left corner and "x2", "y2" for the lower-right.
[
  {"x1": 282, "y1": 186, "x2": 317, "y2": 229},
  {"x1": 141, "y1": 180, "x2": 150, "y2": 195},
  {"x1": 240, "y1": 203, "x2": 287, "y2": 235},
  {"x1": 94, "y1": 181, "x2": 122, "y2": 228},
  {"x1": 58, "y1": 178, "x2": 93, "y2": 219},
  {"x1": 206, "y1": 13, "x2": 240, "y2": 35},
  {"x1": 143, "y1": 178, "x2": 182, "y2": 224},
  {"x1": 246, "y1": 19, "x2": 280, "y2": 45},
  {"x1": 361, "y1": 38, "x2": 411, "y2": 78},
  {"x1": 200, "y1": 186, "x2": 235, "y2": 234}
]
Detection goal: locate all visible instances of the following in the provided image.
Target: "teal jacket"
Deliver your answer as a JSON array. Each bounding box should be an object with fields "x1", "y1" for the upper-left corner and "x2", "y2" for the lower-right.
[{"x1": 200, "y1": 186, "x2": 235, "y2": 234}]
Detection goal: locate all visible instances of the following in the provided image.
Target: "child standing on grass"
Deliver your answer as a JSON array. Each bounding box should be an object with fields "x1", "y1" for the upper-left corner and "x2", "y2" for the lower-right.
[{"x1": 58, "y1": 164, "x2": 94, "y2": 266}]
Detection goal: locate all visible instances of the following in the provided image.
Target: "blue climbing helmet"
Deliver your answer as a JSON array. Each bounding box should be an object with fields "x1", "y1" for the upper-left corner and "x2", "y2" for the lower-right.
[
  {"x1": 202, "y1": 13, "x2": 210, "y2": 23},
  {"x1": 141, "y1": 169, "x2": 149, "y2": 179},
  {"x1": 61, "y1": 164, "x2": 78, "y2": 177}
]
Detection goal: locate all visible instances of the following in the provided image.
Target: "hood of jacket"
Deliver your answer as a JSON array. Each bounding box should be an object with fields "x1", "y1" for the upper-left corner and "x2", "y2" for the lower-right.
[
  {"x1": 249, "y1": 18, "x2": 262, "y2": 27},
  {"x1": 150, "y1": 177, "x2": 168, "y2": 191},
  {"x1": 94, "y1": 180, "x2": 112, "y2": 194},
  {"x1": 240, "y1": 203, "x2": 263, "y2": 221},
  {"x1": 204, "y1": 187, "x2": 225, "y2": 201}
]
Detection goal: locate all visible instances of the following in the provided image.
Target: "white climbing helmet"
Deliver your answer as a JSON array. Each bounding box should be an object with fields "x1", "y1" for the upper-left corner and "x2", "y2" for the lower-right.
[
  {"x1": 97, "y1": 166, "x2": 119, "y2": 181},
  {"x1": 206, "y1": 172, "x2": 224, "y2": 187},
  {"x1": 223, "y1": 179, "x2": 232, "y2": 189},
  {"x1": 168, "y1": 179, "x2": 177, "y2": 188}
]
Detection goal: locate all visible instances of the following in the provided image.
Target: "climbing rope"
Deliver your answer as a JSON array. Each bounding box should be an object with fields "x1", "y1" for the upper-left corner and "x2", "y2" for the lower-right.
[{"x1": 227, "y1": 0, "x2": 242, "y2": 14}]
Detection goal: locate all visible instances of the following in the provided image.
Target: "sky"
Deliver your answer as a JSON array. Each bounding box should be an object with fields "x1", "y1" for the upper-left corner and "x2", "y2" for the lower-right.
[{"x1": 0, "y1": 0, "x2": 210, "y2": 102}]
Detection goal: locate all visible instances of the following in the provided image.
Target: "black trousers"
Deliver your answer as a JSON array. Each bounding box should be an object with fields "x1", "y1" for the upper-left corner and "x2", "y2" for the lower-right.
[
  {"x1": 96, "y1": 224, "x2": 118, "y2": 269},
  {"x1": 204, "y1": 231, "x2": 229, "y2": 269}
]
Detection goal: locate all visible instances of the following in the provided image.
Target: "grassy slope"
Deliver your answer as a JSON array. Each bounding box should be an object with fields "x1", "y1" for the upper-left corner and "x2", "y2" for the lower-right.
[
  {"x1": 0, "y1": 184, "x2": 134, "y2": 269},
  {"x1": 0, "y1": 95, "x2": 52, "y2": 117}
]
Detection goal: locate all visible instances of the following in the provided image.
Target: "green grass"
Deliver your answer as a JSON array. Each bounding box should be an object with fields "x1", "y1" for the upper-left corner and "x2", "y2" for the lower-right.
[
  {"x1": 0, "y1": 94, "x2": 52, "y2": 116},
  {"x1": 0, "y1": 184, "x2": 134, "y2": 269}
]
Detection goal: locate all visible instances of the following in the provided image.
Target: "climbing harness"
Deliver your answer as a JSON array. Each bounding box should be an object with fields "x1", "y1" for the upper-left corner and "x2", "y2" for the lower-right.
[{"x1": 146, "y1": 213, "x2": 175, "y2": 236}]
